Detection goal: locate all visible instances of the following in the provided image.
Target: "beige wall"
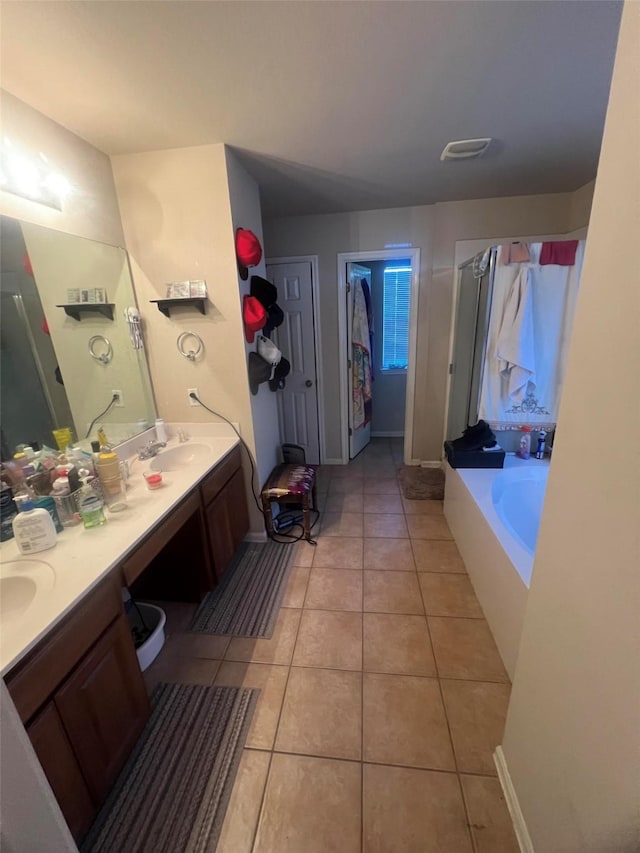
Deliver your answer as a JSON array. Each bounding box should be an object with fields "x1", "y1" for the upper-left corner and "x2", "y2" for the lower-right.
[
  {"x1": 112, "y1": 143, "x2": 274, "y2": 530},
  {"x1": 0, "y1": 91, "x2": 124, "y2": 246},
  {"x1": 223, "y1": 148, "x2": 281, "y2": 489},
  {"x1": 264, "y1": 188, "x2": 589, "y2": 462},
  {"x1": 501, "y1": 4, "x2": 640, "y2": 851}
]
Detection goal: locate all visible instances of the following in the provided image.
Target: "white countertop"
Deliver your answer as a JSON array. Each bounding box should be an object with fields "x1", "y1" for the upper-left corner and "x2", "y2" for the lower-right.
[{"x1": 0, "y1": 424, "x2": 240, "y2": 676}]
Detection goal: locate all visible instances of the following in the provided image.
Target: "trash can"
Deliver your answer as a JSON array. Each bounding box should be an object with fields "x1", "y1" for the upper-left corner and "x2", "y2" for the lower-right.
[{"x1": 127, "y1": 600, "x2": 166, "y2": 672}]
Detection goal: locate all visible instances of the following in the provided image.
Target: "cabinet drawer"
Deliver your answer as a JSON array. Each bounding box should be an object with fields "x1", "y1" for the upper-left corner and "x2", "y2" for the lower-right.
[
  {"x1": 200, "y1": 445, "x2": 242, "y2": 506},
  {"x1": 6, "y1": 575, "x2": 121, "y2": 724},
  {"x1": 121, "y1": 490, "x2": 201, "y2": 586}
]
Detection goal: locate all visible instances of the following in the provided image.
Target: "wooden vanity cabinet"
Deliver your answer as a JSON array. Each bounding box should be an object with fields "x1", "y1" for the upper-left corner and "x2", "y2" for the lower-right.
[
  {"x1": 27, "y1": 702, "x2": 96, "y2": 841},
  {"x1": 201, "y1": 446, "x2": 249, "y2": 581},
  {"x1": 5, "y1": 575, "x2": 150, "y2": 843}
]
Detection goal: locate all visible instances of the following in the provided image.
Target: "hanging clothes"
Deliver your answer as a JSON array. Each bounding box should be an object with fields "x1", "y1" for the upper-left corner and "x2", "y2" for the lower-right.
[
  {"x1": 478, "y1": 241, "x2": 584, "y2": 429},
  {"x1": 352, "y1": 278, "x2": 373, "y2": 430},
  {"x1": 495, "y1": 266, "x2": 536, "y2": 403}
]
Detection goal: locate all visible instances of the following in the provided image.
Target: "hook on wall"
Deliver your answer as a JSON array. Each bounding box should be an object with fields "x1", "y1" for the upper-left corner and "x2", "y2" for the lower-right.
[
  {"x1": 88, "y1": 335, "x2": 113, "y2": 364},
  {"x1": 177, "y1": 331, "x2": 204, "y2": 362}
]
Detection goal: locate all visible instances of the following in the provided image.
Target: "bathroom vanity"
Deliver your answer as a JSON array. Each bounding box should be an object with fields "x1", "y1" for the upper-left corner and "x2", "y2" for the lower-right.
[{"x1": 1, "y1": 427, "x2": 250, "y2": 842}]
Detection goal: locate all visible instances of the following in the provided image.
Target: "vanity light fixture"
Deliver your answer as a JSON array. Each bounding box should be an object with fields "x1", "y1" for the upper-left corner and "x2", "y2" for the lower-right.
[{"x1": 0, "y1": 139, "x2": 71, "y2": 209}]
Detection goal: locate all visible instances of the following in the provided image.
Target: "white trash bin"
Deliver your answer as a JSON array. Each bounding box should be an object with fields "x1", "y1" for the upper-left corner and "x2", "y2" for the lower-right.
[{"x1": 129, "y1": 602, "x2": 166, "y2": 672}]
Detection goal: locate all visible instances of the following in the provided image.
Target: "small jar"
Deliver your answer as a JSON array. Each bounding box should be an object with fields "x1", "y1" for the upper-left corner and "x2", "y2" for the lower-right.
[{"x1": 143, "y1": 469, "x2": 163, "y2": 490}]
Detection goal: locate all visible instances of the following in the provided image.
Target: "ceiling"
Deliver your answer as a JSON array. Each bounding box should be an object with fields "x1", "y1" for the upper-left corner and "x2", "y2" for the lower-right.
[{"x1": 0, "y1": 1, "x2": 622, "y2": 218}]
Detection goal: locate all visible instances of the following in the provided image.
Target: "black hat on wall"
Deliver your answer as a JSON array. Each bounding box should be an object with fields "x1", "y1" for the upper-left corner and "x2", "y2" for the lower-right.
[
  {"x1": 248, "y1": 352, "x2": 272, "y2": 395},
  {"x1": 268, "y1": 356, "x2": 291, "y2": 391},
  {"x1": 250, "y1": 275, "x2": 278, "y2": 308}
]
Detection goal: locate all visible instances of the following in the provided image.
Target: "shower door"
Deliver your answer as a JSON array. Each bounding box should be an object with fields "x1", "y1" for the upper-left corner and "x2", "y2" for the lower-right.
[{"x1": 446, "y1": 251, "x2": 495, "y2": 441}]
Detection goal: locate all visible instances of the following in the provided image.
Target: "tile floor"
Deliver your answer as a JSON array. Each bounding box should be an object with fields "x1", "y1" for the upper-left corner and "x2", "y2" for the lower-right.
[{"x1": 145, "y1": 438, "x2": 520, "y2": 853}]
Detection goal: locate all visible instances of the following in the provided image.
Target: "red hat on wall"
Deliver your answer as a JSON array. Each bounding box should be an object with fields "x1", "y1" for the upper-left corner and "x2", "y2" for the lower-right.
[
  {"x1": 235, "y1": 228, "x2": 262, "y2": 281},
  {"x1": 243, "y1": 294, "x2": 267, "y2": 343}
]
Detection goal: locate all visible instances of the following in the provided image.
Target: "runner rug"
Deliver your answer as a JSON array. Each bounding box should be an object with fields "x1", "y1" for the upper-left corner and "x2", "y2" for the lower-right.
[
  {"x1": 190, "y1": 540, "x2": 293, "y2": 637},
  {"x1": 82, "y1": 683, "x2": 258, "y2": 853}
]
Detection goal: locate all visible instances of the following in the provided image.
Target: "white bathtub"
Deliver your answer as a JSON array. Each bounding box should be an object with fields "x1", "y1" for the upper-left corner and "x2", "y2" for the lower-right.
[{"x1": 444, "y1": 455, "x2": 549, "y2": 679}]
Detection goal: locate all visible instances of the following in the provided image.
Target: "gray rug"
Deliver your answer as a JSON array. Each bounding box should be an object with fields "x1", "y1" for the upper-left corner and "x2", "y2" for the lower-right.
[
  {"x1": 82, "y1": 683, "x2": 258, "y2": 853},
  {"x1": 397, "y1": 465, "x2": 445, "y2": 500},
  {"x1": 190, "y1": 540, "x2": 293, "y2": 637}
]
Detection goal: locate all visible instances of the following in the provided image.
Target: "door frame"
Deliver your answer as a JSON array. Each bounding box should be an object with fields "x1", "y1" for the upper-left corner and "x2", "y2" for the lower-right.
[
  {"x1": 337, "y1": 248, "x2": 421, "y2": 465},
  {"x1": 265, "y1": 255, "x2": 326, "y2": 464}
]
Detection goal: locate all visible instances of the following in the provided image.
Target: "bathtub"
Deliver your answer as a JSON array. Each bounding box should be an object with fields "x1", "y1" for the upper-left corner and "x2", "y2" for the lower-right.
[{"x1": 444, "y1": 455, "x2": 549, "y2": 679}]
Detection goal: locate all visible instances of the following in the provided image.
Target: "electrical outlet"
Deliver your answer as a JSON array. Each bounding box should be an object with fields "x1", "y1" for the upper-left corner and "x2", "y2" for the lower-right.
[
  {"x1": 112, "y1": 390, "x2": 124, "y2": 407},
  {"x1": 188, "y1": 388, "x2": 199, "y2": 407}
]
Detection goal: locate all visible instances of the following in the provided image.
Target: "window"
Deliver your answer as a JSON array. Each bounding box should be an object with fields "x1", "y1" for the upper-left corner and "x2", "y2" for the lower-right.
[{"x1": 381, "y1": 264, "x2": 411, "y2": 370}]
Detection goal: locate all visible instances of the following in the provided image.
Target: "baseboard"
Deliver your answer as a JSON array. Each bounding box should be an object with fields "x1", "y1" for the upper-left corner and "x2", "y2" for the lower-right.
[
  {"x1": 494, "y1": 747, "x2": 535, "y2": 853},
  {"x1": 371, "y1": 431, "x2": 405, "y2": 438},
  {"x1": 420, "y1": 460, "x2": 444, "y2": 469},
  {"x1": 245, "y1": 531, "x2": 267, "y2": 543},
  {"x1": 323, "y1": 457, "x2": 344, "y2": 466}
]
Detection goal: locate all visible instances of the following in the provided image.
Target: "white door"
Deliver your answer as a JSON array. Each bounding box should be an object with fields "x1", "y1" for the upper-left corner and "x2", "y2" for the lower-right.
[
  {"x1": 346, "y1": 263, "x2": 372, "y2": 458},
  {"x1": 266, "y1": 262, "x2": 320, "y2": 464}
]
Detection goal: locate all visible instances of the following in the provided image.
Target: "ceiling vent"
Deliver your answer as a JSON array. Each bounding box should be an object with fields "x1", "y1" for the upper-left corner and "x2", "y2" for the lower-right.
[{"x1": 440, "y1": 138, "x2": 492, "y2": 161}]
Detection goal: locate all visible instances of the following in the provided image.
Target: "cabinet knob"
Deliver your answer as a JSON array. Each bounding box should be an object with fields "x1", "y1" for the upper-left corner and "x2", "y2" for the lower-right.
[{"x1": 305, "y1": 380, "x2": 313, "y2": 388}]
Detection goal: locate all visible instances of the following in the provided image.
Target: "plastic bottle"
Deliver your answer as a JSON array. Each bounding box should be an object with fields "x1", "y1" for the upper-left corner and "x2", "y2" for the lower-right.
[
  {"x1": 535, "y1": 430, "x2": 547, "y2": 460},
  {"x1": 0, "y1": 481, "x2": 18, "y2": 542},
  {"x1": 96, "y1": 450, "x2": 127, "y2": 513},
  {"x1": 12, "y1": 498, "x2": 57, "y2": 554},
  {"x1": 76, "y1": 478, "x2": 107, "y2": 529},
  {"x1": 516, "y1": 426, "x2": 532, "y2": 460},
  {"x1": 154, "y1": 418, "x2": 167, "y2": 443}
]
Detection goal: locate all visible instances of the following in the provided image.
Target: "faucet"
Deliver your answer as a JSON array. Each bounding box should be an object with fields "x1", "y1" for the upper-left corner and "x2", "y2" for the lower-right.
[{"x1": 138, "y1": 440, "x2": 167, "y2": 460}]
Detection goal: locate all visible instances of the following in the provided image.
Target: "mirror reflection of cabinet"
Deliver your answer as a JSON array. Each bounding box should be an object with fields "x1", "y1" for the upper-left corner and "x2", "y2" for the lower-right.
[{"x1": 0, "y1": 215, "x2": 157, "y2": 456}]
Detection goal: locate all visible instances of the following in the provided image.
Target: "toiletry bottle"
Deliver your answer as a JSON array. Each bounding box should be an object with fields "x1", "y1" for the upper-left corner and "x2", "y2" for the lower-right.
[
  {"x1": 517, "y1": 426, "x2": 532, "y2": 460},
  {"x1": 96, "y1": 450, "x2": 127, "y2": 512},
  {"x1": 154, "y1": 418, "x2": 167, "y2": 443},
  {"x1": 33, "y1": 495, "x2": 64, "y2": 533},
  {"x1": 0, "y1": 481, "x2": 18, "y2": 542},
  {"x1": 12, "y1": 498, "x2": 57, "y2": 554},
  {"x1": 76, "y1": 477, "x2": 107, "y2": 528},
  {"x1": 535, "y1": 430, "x2": 547, "y2": 460}
]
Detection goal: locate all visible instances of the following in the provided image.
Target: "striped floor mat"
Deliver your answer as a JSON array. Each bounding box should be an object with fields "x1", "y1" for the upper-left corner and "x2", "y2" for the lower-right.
[
  {"x1": 82, "y1": 683, "x2": 258, "y2": 853},
  {"x1": 190, "y1": 540, "x2": 293, "y2": 638}
]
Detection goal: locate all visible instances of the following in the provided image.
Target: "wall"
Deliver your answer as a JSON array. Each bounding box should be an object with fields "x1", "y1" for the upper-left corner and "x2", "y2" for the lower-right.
[
  {"x1": 265, "y1": 188, "x2": 587, "y2": 463},
  {"x1": 0, "y1": 683, "x2": 76, "y2": 853},
  {"x1": 0, "y1": 91, "x2": 124, "y2": 246},
  {"x1": 367, "y1": 259, "x2": 407, "y2": 435},
  {"x1": 112, "y1": 143, "x2": 275, "y2": 531},
  {"x1": 501, "y1": 3, "x2": 640, "y2": 850},
  {"x1": 223, "y1": 148, "x2": 281, "y2": 491}
]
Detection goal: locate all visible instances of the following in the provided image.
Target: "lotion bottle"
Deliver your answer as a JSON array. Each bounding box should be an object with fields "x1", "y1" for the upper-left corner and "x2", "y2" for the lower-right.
[{"x1": 12, "y1": 498, "x2": 57, "y2": 554}]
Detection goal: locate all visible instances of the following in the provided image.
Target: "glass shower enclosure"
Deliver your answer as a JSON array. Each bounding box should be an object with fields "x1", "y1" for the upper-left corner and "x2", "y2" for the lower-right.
[{"x1": 445, "y1": 249, "x2": 497, "y2": 441}]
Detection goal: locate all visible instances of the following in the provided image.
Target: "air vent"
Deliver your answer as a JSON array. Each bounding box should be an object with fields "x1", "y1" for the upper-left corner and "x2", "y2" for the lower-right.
[{"x1": 440, "y1": 138, "x2": 492, "y2": 161}]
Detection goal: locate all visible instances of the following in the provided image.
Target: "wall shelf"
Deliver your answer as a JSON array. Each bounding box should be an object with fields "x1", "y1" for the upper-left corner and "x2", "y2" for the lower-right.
[
  {"x1": 150, "y1": 297, "x2": 207, "y2": 318},
  {"x1": 56, "y1": 303, "x2": 115, "y2": 321}
]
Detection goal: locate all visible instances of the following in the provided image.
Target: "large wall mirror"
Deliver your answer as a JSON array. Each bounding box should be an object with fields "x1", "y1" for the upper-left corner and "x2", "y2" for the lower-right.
[{"x1": 0, "y1": 216, "x2": 157, "y2": 457}]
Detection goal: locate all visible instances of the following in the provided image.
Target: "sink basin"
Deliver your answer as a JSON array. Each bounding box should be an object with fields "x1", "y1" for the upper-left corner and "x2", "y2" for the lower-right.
[
  {"x1": 0, "y1": 558, "x2": 56, "y2": 623},
  {"x1": 150, "y1": 443, "x2": 212, "y2": 472}
]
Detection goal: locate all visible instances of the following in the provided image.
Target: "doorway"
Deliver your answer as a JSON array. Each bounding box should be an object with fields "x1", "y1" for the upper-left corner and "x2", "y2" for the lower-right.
[{"x1": 338, "y1": 249, "x2": 420, "y2": 465}]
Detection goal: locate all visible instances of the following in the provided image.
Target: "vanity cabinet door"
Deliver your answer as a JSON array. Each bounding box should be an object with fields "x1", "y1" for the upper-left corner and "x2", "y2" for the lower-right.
[
  {"x1": 27, "y1": 702, "x2": 96, "y2": 843},
  {"x1": 54, "y1": 613, "x2": 150, "y2": 804},
  {"x1": 226, "y1": 467, "x2": 250, "y2": 553},
  {"x1": 205, "y1": 488, "x2": 236, "y2": 581}
]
